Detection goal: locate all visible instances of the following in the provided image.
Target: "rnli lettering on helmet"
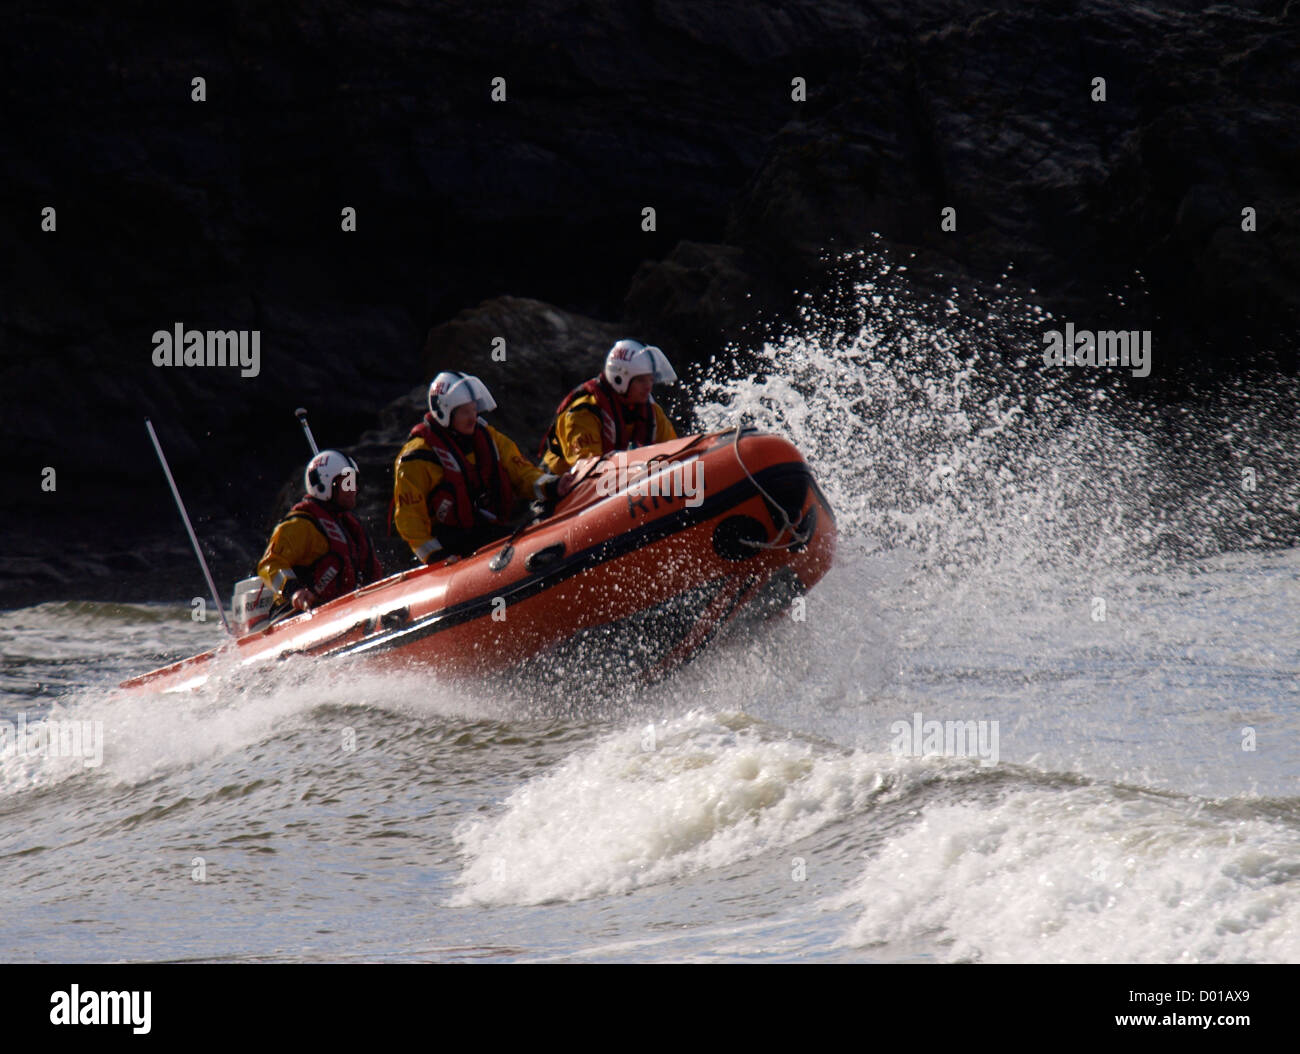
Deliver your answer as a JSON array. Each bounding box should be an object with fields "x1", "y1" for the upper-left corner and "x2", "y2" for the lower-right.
[{"x1": 151, "y1": 323, "x2": 261, "y2": 378}]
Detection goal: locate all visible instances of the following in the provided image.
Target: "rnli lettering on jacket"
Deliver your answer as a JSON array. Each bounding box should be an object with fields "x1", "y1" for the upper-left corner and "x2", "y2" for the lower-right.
[
  {"x1": 406, "y1": 415, "x2": 515, "y2": 528},
  {"x1": 283, "y1": 499, "x2": 378, "y2": 602}
]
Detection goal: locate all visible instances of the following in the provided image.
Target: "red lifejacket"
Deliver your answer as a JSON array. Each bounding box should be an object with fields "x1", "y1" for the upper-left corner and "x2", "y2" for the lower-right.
[
  {"x1": 405, "y1": 414, "x2": 515, "y2": 528},
  {"x1": 284, "y1": 498, "x2": 380, "y2": 603},
  {"x1": 539, "y1": 376, "x2": 656, "y2": 461}
]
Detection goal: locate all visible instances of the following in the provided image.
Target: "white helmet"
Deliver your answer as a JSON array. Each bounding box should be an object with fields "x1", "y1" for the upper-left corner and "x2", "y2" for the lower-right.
[
  {"x1": 427, "y1": 371, "x2": 497, "y2": 427},
  {"x1": 603, "y1": 339, "x2": 677, "y2": 394},
  {"x1": 305, "y1": 450, "x2": 358, "y2": 501}
]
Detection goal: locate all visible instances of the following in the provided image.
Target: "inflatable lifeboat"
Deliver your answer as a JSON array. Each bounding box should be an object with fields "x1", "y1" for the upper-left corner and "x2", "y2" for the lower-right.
[{"x1": 120, "y1": 426, "x2": 836, "y2": 694}]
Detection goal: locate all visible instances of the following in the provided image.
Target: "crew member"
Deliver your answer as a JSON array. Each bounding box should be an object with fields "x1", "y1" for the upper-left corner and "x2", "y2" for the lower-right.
[
  {"x1": 393, "y1": 371, "x2": 572, "y2": 563},
  {"x1": 258, "y1": 450, "x2": 384, "y2": 613},
  {"x1": 539, "y1": 339, "x2": 680, "y2": 475}
]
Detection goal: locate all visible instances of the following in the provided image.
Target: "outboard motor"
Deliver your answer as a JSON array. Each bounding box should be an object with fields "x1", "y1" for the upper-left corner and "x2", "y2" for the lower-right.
[{"x1": 230, "y1": 576, "x2": 272, "y2": 635}]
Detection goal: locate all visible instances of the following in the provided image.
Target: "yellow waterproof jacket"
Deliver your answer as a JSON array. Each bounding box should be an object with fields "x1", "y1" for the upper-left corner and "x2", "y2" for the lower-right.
[
  {"x1": 258, "y1": 518, "x2": 329, "y2": 599},
  {"x1": 257, "y1": 498, "x2": 383, "y2": 602},
  {"x1": 393, "y1": 420, "x2": 547, "y2": 562},
  {"x1": 541, "y1": 387, "x2": 677, "y2": 475}
]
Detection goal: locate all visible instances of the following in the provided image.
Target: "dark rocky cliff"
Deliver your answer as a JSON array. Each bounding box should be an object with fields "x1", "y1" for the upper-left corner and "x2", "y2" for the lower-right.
[{"x1": 3, "y1": 1, "x2": 1296, "y2": 607}]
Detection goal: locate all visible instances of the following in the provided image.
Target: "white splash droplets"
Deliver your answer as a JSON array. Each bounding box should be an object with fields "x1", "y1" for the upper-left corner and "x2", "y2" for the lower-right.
[{"x1": 694, "y1": 247, "x2": 1300, "y2": 576}]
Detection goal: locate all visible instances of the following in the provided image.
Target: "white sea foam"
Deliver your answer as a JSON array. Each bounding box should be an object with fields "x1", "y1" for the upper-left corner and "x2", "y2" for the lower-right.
[
  {"x1": 829, "y1": 786, "x2": 1300, "y2": 963},
  {"x1": 451, "y1": 710, "x2": 949, "y2": 906},
  {"x1": 0, "y1": 613, "x2": 517, "y2": 795}
]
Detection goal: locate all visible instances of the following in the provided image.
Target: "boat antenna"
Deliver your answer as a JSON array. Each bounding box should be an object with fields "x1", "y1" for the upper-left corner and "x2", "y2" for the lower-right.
[
  {"x1": 294, "y1": 407, "x2": 320, "y2": 456},
  {"x1": 144, "y1": 419, "x2": 233, "y2": 634}
]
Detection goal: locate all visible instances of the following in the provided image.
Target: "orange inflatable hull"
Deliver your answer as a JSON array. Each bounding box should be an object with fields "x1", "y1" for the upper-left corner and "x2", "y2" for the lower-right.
[{"x1": 120, "y1": 428, "x2": 836, "y2": 694}]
